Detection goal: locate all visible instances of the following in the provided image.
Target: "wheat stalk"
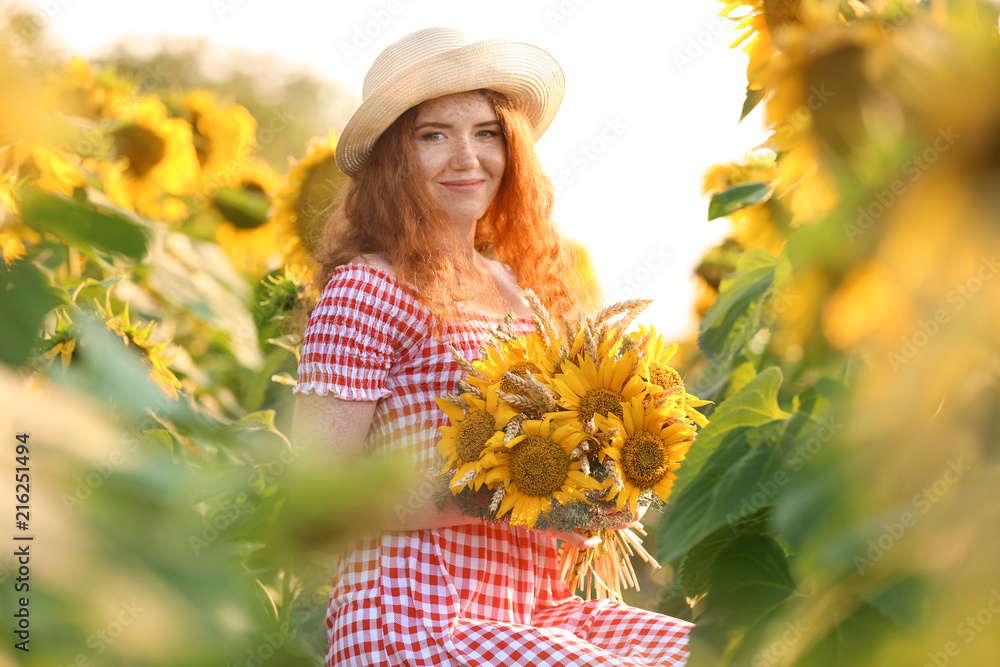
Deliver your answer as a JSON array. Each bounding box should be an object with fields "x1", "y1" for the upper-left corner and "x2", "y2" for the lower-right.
[
  {"x1": 604, "y1": 458, "x2": 624, "y2": 491},
  {"x1": 448, "y1": 344, "x2": 489, "y2": 381},
  {"x1": 498, "y1": 390, "x2": 541, "y2": 414},
  {"x1": 592, "y1": 298, "x2": 653, "y2": 328},
  {"x1": 440, "y1": 393, "x2": 468, "y2": 409},
  {"x1": 503, "y1": 415, "x2": 524, "y2": 442},
  {"x1": 523, "y1": 288, "x2": 556, "y2": 339},
  {"x1": 488, "y1": 484, "x2": 506, "y2": 514},
  {"x1": 456, "y1": 380, "x2": 485, "y2": 400}
]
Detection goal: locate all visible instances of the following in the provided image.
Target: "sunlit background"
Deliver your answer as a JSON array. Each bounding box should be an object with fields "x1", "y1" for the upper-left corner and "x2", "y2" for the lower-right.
[
  {"x1": 4, "y1": 1, "x2": 1000, "y2": 666},
  {"x1": 35, "y1": 0, "x2": 769, "y2": 339}
]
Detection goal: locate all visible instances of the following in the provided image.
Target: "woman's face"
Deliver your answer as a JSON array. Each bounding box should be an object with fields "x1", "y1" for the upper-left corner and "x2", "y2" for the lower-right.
[{"x1": 412, "y1": 91, "x2": 506, "y2": 227}]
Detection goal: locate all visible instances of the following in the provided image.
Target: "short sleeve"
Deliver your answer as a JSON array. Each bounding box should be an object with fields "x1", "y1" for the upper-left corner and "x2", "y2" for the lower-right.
[{"x1": 293, "y1": 264, "x2": 424, "y2": 401}]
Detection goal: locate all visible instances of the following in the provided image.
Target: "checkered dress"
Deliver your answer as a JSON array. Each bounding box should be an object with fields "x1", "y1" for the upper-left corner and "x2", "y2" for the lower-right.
[{"x1": 294, "y1": 263, "x2": 692, "y2": 666}]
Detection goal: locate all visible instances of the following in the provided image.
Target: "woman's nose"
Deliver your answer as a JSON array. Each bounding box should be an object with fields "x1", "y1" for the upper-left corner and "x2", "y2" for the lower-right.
[{"x1": 451, "y1": 136, "x2": 479, "y2": 170}]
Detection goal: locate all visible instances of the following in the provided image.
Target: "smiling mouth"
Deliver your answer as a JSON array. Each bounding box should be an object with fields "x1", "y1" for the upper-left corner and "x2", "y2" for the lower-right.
[{"x1": 440, "y1": 180, "x2": 484, "y2": 193}]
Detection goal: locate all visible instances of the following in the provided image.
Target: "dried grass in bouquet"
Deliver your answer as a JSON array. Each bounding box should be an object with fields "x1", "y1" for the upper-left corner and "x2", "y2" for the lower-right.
[{"x1": 435, "y1": 291, "x2": 710, "y2": 600}]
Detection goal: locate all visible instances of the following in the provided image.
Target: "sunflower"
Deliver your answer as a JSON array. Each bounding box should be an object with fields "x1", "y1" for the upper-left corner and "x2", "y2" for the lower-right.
[
  {"x1": 212, "y1": 159, "x2": 283, "y2": 277},
  {"x1": 271, "y1": 132, "x2": 346, "y2": 277},
  {"x1": 101, "y1": 96, "x2": 199, "y2": 222},
  {"x1": 102, "y1": 300, "x2": 182, "y2": 400},
  {"x1": 47, "y1": 56, "x2": 105, "y2": 121},
  {"x1": 0, "y1": 142, "x2": 83, "y2": 263},
  {"x1": 466, "y1": 329, "x2": 558, "y2": 389},
  {"x1": 47, "y1": 56, "x2": 135, "y2": 121},
  {"x1": 597, "y1": 395, "x2": 695, "y2": 514},
  {"x1": 435, "y1": 387, "x2": 515, "y2": 492},
  {"x1": 721, "y1": 0, "x2": 803, "y2": 91},
  {"x1": 546, "y1": 341, "x2": 646, "y2": 435},
  {"x1": 15, "y1": 142, "x2": 87, "y2": 196},
  {"x1": 182, "y1": 90, "x2": 257, "y2": 200},
  {"x1": 631, "y1": 326, "x2": 710, "y2": 428},
  {"x1": 484, "y1": 418, "x2": 604, "y2": 527},
  {"x1": 25, "y1": 309, "x2": 82, "y2": 395}
]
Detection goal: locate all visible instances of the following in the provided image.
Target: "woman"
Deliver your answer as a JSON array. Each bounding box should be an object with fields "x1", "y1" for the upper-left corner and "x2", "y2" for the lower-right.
[{"x1": 292, "y1": 27, "x2": 692, "y2": 667}]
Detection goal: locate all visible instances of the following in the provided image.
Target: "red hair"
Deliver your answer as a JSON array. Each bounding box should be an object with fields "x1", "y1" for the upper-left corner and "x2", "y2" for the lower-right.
[{"x1": 314, "y1": 89, "x2": 584, "y2": 322}]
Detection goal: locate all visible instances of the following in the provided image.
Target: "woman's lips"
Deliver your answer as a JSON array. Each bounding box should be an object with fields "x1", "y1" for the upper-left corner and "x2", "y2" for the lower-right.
[{"x1": 440, "y1": 180, "x2": 483, "y2": 193}]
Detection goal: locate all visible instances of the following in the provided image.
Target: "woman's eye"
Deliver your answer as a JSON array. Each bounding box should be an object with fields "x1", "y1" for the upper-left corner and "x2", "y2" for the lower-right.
[
  {"x1": 477, "y1": 129, "x2": 500, "y2": 138},
  {"x1": 420, "y1": 131, "x2": 444, "y2": 141}
]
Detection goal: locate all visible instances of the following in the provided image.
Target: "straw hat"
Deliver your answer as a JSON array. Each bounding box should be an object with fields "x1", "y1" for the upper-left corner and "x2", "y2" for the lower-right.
[{"x1": 334, "y1": 27, "x2": 565, "y2": 177}]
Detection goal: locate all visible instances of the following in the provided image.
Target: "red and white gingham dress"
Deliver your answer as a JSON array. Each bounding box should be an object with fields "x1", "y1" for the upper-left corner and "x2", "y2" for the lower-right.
[{"x1": 294, "y1": 263, "x2": 692, "y2": 667}]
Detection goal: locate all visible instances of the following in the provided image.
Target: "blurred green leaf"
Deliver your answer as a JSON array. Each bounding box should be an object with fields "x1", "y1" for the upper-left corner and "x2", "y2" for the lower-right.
[
  {"x1": 213, "y1": 187, "x2": 270, "y2": 230},
  {"x1": 146, "y1": 231, "x2": 263, "y2": 370},
  {"x1": 698, "y1": 250, "x2": 788, "y2": 365},
  {"x1": 684, "y1": 514, "x2": 796, "y2": 631},
  {"x1": 0, "y1": 259, "x2": 60, "y2": 366},
  {"x1": 235, "y1": 409, "x2": 279, "y2": 430},
  {"x1": 19, "y1": 188, "x2": 150, "y2": 261},
  {"x1": 659, "y1": 408, "x2": 818, "y2": 564},
  {"x1": 707, "y1": 181, "x2": 773, "y2": 221},
  {"x1": 741, "y1": 86, "x2": 766, "y2": 121},
  {"x1": 675, "y1": 367, "x2": 790, "y2": 496},
  {"x1": 862, "y1": 575, "x2": 929, "y2": 631}
]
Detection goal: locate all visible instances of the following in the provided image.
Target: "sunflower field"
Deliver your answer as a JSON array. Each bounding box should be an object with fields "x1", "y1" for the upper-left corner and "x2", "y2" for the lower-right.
[{"x1": 2, "y1": 0, "x2": 1000, "y2": 666}]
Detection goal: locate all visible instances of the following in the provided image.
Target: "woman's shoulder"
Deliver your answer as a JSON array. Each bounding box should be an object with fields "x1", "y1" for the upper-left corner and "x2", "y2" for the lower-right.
[
  {"x1": 319, "y1": 256, "x2": 424, "y2": 320},
  {"x1": 351, "y1": 253, "x2": 396, "y2": 278},
  {"x1": 325, "y1": 255, "x2": 399, "y2": 290}
]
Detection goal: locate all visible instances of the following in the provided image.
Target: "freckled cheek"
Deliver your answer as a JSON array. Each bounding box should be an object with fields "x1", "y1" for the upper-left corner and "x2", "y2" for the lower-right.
[{"x1": 415, "y1": 153, "x2": 440, "y2": 181}]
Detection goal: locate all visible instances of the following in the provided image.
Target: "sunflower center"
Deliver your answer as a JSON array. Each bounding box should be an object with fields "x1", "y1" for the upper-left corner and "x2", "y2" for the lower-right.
[
  {"x1": 620, "y1": 430, "x2": 668, "y2": 488},
  {"x1": 508, "y1": 435, "x2": 570, "y2": 497},
  {"x1": 763, "y1": 0, "x2": 802, "y2": 32},
  {"x1": 112, "y1": 125, "x2": 165, "y2": 178},
  {"x1": 578, "y1": 387, "x2": 623, "y2": 423},
  {"x1": 499, "y1": 361, "x2": 539, "y2": 397},
  {"x1": 649, "y1": 363, "x2": 682, "y2": 391},
  {"x1": 455, "y1": 409, "x2": 495, "y2": 463}
]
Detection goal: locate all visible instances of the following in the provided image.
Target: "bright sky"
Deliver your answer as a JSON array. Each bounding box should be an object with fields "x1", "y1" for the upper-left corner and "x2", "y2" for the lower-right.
[{"x1": 35, "y1": 0, "x2": 766, "y2": 340}]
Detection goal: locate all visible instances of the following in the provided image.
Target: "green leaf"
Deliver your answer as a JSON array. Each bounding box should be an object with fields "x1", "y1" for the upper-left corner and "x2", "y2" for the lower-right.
[
  {"x1": 698, "y1": 250, "x2": 782, "y2": 365},
  {"x1": 212, "y1": 187, "x2": 270, "y2": 230},
  {"x1": 861, "y1": 575, "x2": 929, "y2": 631},
  {"x1": 681, "y1": 508, "x2": 775, "y2": 605},
  {"x1": 680, "y1": 508, "x2": 797, "y2": 664},
  {"x1": 235, "y1": 409, "x2": 278, "y2": 430},
  {"x1": 659, "y1": 408, "x2": 820, "y2": 565},
  {"x1": 0, "y1": 260, "x2": 60, "y2": 367},
  {"x1": 700, "y1": 531, "x2": 796, "y2": 631},
  {"x1": 707, "y1": 181, "x2": 773, "y2": 221},
  {"x1": 145, "y1": 231, "x2": 263, "y2": 370},
  {"x1": 676, "y1": 367, "x2": 789, "y2": 496},
  {"x1": 19, "y1": 188, "x2": 150, "y2": 261},
  {"x1": 741, "y1": 86, "x2": 767, "y2": 121}
]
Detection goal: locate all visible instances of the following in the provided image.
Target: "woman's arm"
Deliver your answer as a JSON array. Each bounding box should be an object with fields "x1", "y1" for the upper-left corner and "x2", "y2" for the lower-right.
[{"x1": 291, "y1": 393, "x2": 483, "y2": 532}]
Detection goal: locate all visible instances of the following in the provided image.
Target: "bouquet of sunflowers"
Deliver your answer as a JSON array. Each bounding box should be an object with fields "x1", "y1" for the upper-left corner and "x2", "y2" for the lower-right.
[{"x1": 435, "y1": 291, "x2": 709, "y2": 600}]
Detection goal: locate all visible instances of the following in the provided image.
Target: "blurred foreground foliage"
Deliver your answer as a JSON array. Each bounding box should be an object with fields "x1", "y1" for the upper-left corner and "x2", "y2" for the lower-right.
[
  {"x1": 0, "y1": 2, "x2": 411, "y2": 665},
  {"x1": 658, "y1": 1, "x2": 1000, "y2": 665}
]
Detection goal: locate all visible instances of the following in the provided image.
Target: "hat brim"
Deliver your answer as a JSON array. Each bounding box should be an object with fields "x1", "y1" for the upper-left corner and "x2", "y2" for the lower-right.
[{"x1": 335, "y1": 38, "x2": 564, "y2": 177}]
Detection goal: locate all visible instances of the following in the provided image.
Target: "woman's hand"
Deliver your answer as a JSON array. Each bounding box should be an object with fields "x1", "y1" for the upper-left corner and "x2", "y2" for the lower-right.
[
  {"x1": 606, "y1": 503, "x2": 649, "y2": 531},
  {"x1": 538, "y1": 528, "x2": 602, "y2": 550}
]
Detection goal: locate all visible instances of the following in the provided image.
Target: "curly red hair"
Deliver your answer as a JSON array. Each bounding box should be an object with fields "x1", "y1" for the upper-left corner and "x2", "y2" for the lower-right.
[{"x1": 313, "y1": 89, "x2": 584, "y2": 322}]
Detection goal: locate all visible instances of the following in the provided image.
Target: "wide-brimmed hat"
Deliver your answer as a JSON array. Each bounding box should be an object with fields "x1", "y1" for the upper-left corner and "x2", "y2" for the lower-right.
[{"x1": 334, "y1": 27, "x2": 565, "y2": 177}]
